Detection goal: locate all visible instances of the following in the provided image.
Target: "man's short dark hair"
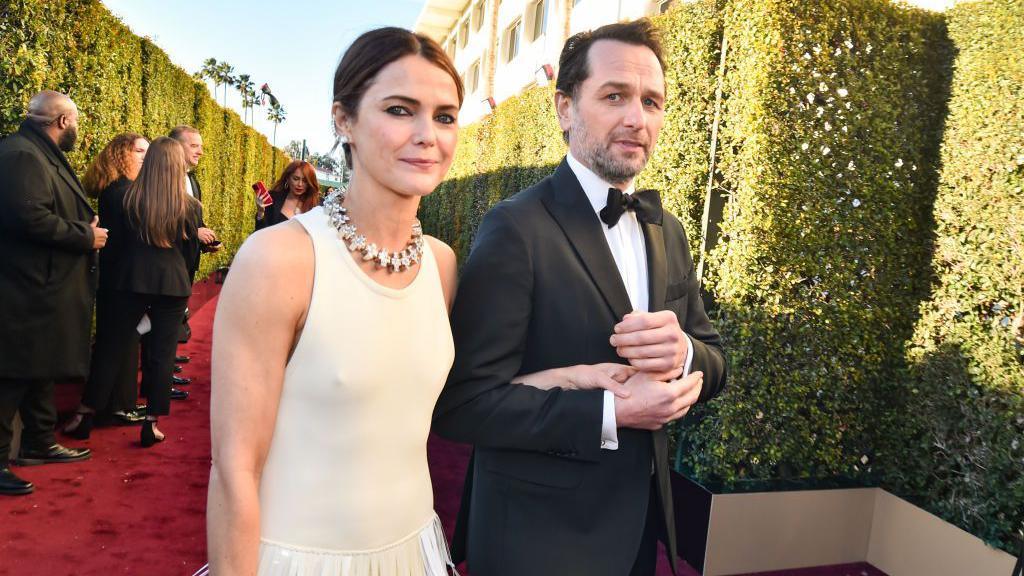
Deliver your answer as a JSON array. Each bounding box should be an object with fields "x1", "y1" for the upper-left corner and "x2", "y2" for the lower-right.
[
  {"x1": 169, "y1": 125, "x2": 200, "y2": 142},
  {"x1": 555, "y1": 18, "x2": 666, "y2": 100}
]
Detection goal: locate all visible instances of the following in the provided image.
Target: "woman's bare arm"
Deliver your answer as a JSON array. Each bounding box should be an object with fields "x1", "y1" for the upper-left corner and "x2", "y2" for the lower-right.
[
  {"x1": 207, "y1": 221, "x2": 313, "y2": 575},
  {"x1": 512, "y1": 363, "x2": 635, "y2": 398}
]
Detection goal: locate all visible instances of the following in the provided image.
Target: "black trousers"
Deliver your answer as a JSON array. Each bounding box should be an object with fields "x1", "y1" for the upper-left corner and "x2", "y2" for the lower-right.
[
  {"x1": 629, "y1": 477, "x2": 668, "y2": 576},
  {"x1": 138, "y1": 308, "x2": 188, "y2": 401},
  {"x1": 81, "y1": 291, "x2": 187, "y2": 418},
  {"x1": 0, "y1": 379, "x2": 57, "y2": 462},
  {"x1": 81, "y1": 289, "x2": 140, "y2": 414}
]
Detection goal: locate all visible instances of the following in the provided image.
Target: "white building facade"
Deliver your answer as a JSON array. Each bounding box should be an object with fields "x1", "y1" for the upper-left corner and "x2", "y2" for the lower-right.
[
  {"x1": 414, "y1": 0, "x2": 961, "y2": 124},
  {"x1": 414, "y1": 0, "x2": 677, "y2": 124}
]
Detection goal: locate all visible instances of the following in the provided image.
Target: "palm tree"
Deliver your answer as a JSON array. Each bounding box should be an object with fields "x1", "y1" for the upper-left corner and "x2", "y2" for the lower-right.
[
  {"x1": 215, "y1": 62, "x2": 235, "y2": 108},
  {"x1": 267, "y1": 103, "x2": 286, "y2": 147},
  {"x1": 198, "y1": 58, "x2": 220, "y2": 97},
  {"x1": 235, "y1": 74, "x2": 256, "y2": 124}
]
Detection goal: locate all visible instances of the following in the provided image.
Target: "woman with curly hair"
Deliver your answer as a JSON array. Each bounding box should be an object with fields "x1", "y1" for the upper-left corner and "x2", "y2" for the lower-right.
[{"x1": 65, "y1": 133, "x2": 149, "y2": 438}]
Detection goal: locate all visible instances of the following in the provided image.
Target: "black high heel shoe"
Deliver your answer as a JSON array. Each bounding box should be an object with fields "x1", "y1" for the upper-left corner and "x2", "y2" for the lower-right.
[
  {"x1": 140, "y1": 420, "x2": 165, "y2": 448},
  {"x1": 63, "y1": 412, "x2": 94, "y2": 440}
]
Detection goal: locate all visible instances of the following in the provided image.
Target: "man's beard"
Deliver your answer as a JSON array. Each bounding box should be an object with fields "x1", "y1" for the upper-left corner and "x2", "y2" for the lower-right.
[
  {"x1": 570, "y1": 117, "x2": 649, "y2": 186},
  {"x1": 58, "y1": 127, "x2": 78, "y2": 152}
]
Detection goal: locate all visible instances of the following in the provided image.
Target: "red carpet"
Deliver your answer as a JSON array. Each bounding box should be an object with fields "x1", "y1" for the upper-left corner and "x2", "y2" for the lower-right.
[
  {"x1": 0, "y1": 294, "x2": 216, "y2": 576},
  {"x1": 1, "y1": 295, "x2": 885, "y2": 576}
]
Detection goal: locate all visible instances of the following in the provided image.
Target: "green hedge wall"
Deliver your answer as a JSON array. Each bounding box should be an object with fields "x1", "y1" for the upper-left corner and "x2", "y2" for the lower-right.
[
  {"x1": 683, "y1": 0, "x2": 950, "y2": 483},
  {"x1": 886, "y1": 0, "x2": 1024, "y2": 551},
  {"x1": 0, "y1": 0, "x2": 287, "y2": 280},
  {"x1": 419, "y1": 0, "x2": 1022, "y2": 553}
]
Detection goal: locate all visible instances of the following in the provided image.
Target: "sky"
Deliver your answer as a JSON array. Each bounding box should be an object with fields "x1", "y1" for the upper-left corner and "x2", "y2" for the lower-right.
[{"x1": 101, "y1": 0, "x2": 426, "y2": 155}]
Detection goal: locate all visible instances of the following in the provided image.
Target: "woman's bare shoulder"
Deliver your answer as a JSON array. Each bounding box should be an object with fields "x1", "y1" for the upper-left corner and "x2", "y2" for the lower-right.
[
  {"x1": 425, "y1": 235, "x2": 455, "y2": 266},
  {"x1": 223, "y1": 221, "x2": 314, "y2": 307}
]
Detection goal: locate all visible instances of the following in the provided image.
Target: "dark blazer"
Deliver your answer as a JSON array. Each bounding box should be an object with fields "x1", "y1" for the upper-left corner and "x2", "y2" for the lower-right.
[
  {"x1": 432, "y1": 159, "x2": 727, "y2": 576},
  {"x1": 185, "y1": 171, "x2": 205, "y2": 281},
  {"x1": 97, "y1": 177, "x2": 131, "y2": 292},
  {"x1": 186, "y1": 171, "x2": 203, "y2": 203},
  {"x1": 0, "y1": 121, "x2": 98, "y2": 379},
  {"x1": 111, "y1": 204, "x2": 200, "y2": 298},
  {"x1": 254, "y1": 192, "x2": 289, "y2": 231}
]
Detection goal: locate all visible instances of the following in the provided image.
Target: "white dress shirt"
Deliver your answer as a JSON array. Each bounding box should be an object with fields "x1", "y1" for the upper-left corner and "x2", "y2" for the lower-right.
[
  {"x1": 185, "y1": 174, "x2": 195, "y2": 198},
  {"x1": 563, "y1": 153, "x2": 694, "y2": 451}
]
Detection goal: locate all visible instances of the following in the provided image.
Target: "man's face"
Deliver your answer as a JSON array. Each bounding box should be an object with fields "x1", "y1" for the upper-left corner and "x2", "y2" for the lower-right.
[
  {"x1": 181, "y1": 131, "x2": 204, "y2": 168},
  {"x1": 57, "y1": 106, "x2": 80, "y2": 153},
  {"x1": 556, "y1": 40, "x2": 666, "y2": 187}
]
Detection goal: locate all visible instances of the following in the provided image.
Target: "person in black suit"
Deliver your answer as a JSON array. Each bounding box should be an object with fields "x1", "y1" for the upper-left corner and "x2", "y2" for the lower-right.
[
  {"x1": 64, "y1": 133, "x2": 150, "y2": 439},
  {"x1": 169, "y1": 124, "x2": 218, "y2": 265},
  {"x1": 0, "y1": 91, "x2": 99, "y2": 496},
  {"x1": 432, "y1": 20, "x2": 727, "y2": 576},
  {"x1": 254, "y1": 160, "x2": 321, "y2": 231},
  {"x1": 102, "y1": 137, "x2": 200, "y2": 448}
]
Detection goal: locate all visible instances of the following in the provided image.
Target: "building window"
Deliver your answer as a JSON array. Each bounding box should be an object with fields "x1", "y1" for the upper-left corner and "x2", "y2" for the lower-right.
[
  {"x1": 468, "y1": 60, "x2": 481, "y2": 93},
  {"x1": 445, "y1": 40, "x2": 456, "y2": 61},
  {"x1": 530, "y1": 0, "x2": 546, "y2": 42},
  {"x1": 505, "y1": 19, "x2": 521, "y2": 62},
  {"x1": 459, "y1": 19, "x2": 470, "y2": 49},
  {"x1": 472, "y1": 1, "x2": 485, "y2": 32}
]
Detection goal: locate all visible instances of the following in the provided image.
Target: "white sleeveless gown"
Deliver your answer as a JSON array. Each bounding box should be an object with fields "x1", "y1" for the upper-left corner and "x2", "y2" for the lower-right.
[{"x1": 252, "y1": 207, "x2": 456, "y2": 575}]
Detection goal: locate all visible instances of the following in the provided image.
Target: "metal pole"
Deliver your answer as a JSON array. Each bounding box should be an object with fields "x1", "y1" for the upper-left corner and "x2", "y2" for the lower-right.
[{"x1": 696, "y1": 33, "x2": 729, "y2": 290}]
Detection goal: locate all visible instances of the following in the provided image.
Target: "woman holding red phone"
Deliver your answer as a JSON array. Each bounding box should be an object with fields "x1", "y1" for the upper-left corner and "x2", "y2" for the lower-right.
[{"x1": 254, "y1": 160, "x2": 320, "y2": 231}]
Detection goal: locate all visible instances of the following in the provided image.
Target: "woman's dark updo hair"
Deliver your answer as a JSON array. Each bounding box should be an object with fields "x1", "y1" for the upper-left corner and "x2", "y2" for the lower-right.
[{"x1": 333, "y1": 27, "x2": 464, "y2": 168}]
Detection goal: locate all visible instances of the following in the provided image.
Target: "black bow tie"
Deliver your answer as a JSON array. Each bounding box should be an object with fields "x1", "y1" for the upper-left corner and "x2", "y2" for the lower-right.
[{"x1": 599, "y1": 188, "x2": 662, "y2": 228}]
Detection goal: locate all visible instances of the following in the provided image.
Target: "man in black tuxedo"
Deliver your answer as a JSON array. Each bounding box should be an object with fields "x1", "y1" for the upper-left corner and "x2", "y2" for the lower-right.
[
  {"x1": 169, "y1": 124, "x2": 218, "y2": 261},
  {"x1": 433, "y1": 20, "x2": 727, "y2": 575},
  {"x1": 0, "y1": 91, "x2": 99, "y2": 495}
]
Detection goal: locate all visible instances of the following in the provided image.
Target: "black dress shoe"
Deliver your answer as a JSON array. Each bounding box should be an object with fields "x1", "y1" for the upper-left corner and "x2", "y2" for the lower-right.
[
  {"x1": 170, "y1": 388, "x2": 189, "y2": 400},
  {"x1": 173, "y1": 365, "x2": 183, "y2": 374},
  {"x1": 15, "y1": 444, "x2": 91, "y2": 466},
  {"x1": 172, "y1": 375, "x2": 192, "y2": 386},
  {"x1": 111, "y1": 409, "x2": 146, "y2": 425},
  {"x1": 175, "y1": 355, "x2": 190, "y2": 364},
  {"x1": 135, "y1": 403, "x2": 148, "y2": 412},
  {"x1": 0, "y1": 468, "x2": 33, "y2": 496}
]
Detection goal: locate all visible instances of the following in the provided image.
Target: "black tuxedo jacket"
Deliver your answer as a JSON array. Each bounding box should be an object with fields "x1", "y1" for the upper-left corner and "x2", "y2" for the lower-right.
[
  {"x1": 433, "y1": 159, "x2": 727, "y2": 576},
  {"x1": 0, "y1": 121, "x2": 98, "y2": 379},
  {"x1": 185, "y1": 171, "x2": 206, "y2": 281}
]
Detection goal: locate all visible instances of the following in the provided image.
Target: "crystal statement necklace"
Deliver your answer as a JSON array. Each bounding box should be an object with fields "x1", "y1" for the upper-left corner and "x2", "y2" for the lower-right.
[{"x1": 323, "y1": 189, "x2": 423, "y2": 273}]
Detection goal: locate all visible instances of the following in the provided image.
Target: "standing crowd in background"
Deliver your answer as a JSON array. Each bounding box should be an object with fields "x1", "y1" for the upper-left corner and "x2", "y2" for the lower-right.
[{"x1": 0, "y1": 90, "x2": 319, "y2": 495}]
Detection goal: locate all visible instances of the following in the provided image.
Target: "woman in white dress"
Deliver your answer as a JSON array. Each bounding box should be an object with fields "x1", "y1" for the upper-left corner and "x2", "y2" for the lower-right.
[{"x1": 205, "y1": 28, "x2": 463, "y2": 575}]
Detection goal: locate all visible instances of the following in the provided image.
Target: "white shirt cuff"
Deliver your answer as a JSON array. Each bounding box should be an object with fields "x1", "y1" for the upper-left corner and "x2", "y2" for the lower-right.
[
  {"x1": 600, "y1": 390, "x2": 619, "y2": 450},
  {"x1": 681, "y1": 333, "x2": 695, "y2": 377}
]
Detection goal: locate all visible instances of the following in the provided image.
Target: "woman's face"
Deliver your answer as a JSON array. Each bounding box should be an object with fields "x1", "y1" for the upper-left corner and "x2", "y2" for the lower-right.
[
  {"x1": 128, "y1": 138, "x2": 149, "y2": 180},
  {"x1": 289, "y1": 171, "x2": 308, "y2": 196},
  {"x1": 334, "y1": 54, "x2": 460, "y2": 199}
]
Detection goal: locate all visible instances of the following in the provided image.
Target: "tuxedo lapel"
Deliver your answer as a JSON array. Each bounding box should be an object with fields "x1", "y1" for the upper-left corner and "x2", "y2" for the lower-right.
[
  {"x1": 642, "y1": 212, "x2": 679, "y2": 572},
  {"x1": 541, "y1": 160, "x2": 633, "y2": 321},
  {"x1": 642, "y1": 220, "x2": 667, "y2": 313}
]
